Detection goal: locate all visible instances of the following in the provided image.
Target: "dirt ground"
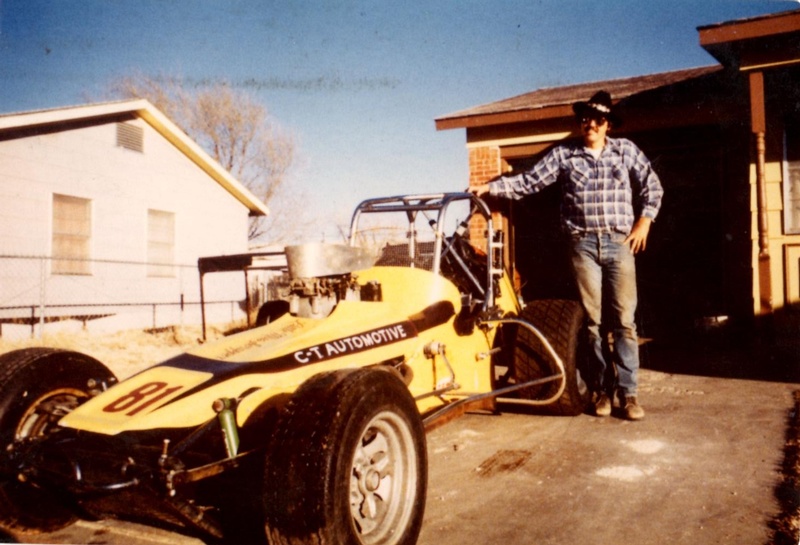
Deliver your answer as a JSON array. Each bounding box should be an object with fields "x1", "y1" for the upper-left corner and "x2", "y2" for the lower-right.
[{"x1": 1, "y1": 325, "x2": 798, "y2": 545}]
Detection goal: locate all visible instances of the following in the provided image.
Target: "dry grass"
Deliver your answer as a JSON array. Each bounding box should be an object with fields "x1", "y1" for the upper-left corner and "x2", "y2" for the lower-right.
[{"x1": 0, "y1": 323, "x2": 240, "y2": 380}]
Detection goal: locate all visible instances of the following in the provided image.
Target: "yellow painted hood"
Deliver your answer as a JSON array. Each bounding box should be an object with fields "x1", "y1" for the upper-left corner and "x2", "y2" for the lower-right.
[{"x1": 59, "y1": 267, "x2": 462, "y2": 435}]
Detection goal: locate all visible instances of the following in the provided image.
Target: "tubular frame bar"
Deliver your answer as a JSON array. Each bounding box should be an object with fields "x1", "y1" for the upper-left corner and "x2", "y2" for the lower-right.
[{"x1": 422, "y1": 317, "x2": 567, "y2": 429}]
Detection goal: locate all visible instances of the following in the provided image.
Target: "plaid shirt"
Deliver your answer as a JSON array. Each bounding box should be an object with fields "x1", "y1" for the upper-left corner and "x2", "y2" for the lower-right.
[{"x1": 488, "y1": 137, "x2": 664, "y2": 235}]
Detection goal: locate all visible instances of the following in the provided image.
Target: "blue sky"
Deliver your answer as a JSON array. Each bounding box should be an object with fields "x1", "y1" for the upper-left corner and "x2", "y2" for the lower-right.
[{"x1": 0, "y1": 0, "x2": 795, "y2": 241}]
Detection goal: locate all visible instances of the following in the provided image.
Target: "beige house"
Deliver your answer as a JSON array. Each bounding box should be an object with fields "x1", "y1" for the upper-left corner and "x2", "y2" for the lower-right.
[
  {"x1": 437, "y1": 9, "x2": 800, "y2": 338},
  {"x1": 0, "y1": 99, "x2": 269, "y2": 335}
]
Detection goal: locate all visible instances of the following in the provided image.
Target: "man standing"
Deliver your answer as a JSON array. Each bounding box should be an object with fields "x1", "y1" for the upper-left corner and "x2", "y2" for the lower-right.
[{"x1": 470, "y1": 91, "x2": 663, "y2": 420}]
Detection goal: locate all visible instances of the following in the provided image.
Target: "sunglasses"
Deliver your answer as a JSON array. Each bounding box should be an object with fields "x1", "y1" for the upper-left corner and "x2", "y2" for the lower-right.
[{"x1": 580, "y1": 116, "x2": 608, "y2": 126}]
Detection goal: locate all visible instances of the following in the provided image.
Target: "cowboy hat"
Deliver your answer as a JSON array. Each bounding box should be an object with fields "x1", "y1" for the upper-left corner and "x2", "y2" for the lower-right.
[{"x1": 572, "y1": 91, "x2": 621, "y2": 126}]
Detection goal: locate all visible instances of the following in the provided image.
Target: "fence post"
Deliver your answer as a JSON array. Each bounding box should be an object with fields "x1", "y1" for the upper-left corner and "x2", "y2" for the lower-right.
[{"x1": 38, "y1": 257, "x2": 46, "y2": 338}]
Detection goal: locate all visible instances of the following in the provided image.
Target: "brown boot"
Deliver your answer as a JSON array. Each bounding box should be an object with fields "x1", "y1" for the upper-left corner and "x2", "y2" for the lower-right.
[
  {"x1": 622, "y1": 396, "x2": 645, "y2": 421},
  {"x1": 593, "y1": 392, "x2": 612, "y2": 417}
]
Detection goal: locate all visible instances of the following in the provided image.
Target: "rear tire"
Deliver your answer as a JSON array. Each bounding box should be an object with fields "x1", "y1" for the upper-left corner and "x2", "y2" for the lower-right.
[
  {"x1": 510, "y1": 299, "x2": 590, "y2": 416},
  {"x1": 263, "y1": 367, "x2": 426, "y2": 545},
  {"x1": 0, "y1": 348, "x2": 117, "y2": 534},
  {"x1": 255, "y1": 301, "x2": 290, "y2": 328}
]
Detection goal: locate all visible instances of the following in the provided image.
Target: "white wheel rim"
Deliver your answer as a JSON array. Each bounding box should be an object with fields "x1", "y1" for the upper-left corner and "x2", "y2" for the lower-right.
[
  {"x1": 349, "y1": 410, "x2": 418, "y2": 545},
  {"x1": 15, "y1": 388, "x2": 86, "y2": 439}
]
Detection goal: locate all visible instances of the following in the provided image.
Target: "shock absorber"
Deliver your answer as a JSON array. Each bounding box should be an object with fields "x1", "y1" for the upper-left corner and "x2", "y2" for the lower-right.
[{"x1": 212, "y1": 398, "x2": 239, "y2": 458}]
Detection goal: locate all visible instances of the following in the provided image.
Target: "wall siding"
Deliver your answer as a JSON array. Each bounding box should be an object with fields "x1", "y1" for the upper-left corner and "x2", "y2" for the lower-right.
[{"x1": 0, "y1": 117, "x2": 252, "y2": 319}]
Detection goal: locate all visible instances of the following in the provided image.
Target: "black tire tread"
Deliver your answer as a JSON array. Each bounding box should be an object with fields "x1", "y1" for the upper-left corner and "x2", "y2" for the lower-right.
[
  {"x1": 263, "y1": 368, "x2": 426, "y2": 545},
  {"x1": 0, "y1": 348, "x2": 116, "y2": 534},
  {"x1": 514, "y1": 299, "x2": 590, "y2": 416}
]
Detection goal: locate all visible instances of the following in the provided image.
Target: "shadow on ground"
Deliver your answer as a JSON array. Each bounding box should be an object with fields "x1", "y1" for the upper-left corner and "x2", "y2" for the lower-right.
[
  {"x1": 641, "y1": 307, "x2": 800, "y2": 385},
  {"x1": 640, "y1": 310, "x2": 800, "y2": 545}
]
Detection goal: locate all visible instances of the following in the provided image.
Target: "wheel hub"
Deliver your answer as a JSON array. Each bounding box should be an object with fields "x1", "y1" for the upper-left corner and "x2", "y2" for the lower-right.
[
  {"x1": 349, "y1": 411, "x2": 418, "y2": 544},
  {"x1": 364, "y1": 469, "x2": 381, "y2": 492}
]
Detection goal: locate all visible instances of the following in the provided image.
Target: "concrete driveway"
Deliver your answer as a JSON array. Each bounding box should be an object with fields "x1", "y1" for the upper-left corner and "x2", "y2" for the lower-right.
[
  {"x1": 421, "y1": 369, "x2": 795, "y2": 544},
  {"x1": 14, "y1": 340, "x2": 800, "y2": 545}
]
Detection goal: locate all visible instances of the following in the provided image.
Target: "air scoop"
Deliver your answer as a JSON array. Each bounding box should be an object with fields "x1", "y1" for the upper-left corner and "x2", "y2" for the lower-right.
[{"x1": 285, "y1": 243, "x2": 378, "y2": 279}]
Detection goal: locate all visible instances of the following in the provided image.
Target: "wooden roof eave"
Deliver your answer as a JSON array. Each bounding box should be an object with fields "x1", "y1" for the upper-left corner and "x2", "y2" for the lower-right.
[
  {"x1": 134, "y1": 105, "x2": 269, "y2": 217},
  {"x1": 698, "y1": 10, "x2": 800, "y2": 71},
  {"x1": 698, "y1": 10, "x2": 800, "y2": 46},
  {"x1": 435, "y1": 104, "x2": 574, "y2": 131}
]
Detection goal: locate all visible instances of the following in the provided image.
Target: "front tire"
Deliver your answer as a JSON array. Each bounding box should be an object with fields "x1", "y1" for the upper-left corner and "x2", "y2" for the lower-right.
[
  {"x1": 0, "y1": 348, "x2": 117, "y2": 535},
  {"x1": 263, "y1": 367, "x2": 427, "y2": 545}
]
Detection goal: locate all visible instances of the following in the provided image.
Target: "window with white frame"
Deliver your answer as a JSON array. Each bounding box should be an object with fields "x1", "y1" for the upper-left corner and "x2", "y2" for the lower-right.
[
  {"x1": 147, "y1": 209, "x2": 175, "y2": 277},
  {"x1": 785, "y1": 125, "x2": 800, "y2": 234},
  {"x1": 52, "y1": 194, "x2": 92, "y2": 275}
]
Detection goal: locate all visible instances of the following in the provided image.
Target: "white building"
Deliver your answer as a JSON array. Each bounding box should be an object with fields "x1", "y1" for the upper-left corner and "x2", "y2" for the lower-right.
[{"x1": 0, "y1": 100, "x2": 270, "y2": 336}]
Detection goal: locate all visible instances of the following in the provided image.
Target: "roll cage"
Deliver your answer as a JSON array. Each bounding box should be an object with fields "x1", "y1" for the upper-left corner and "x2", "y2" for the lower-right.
[{"x1": 348, "y1": 192, "x2": 505, "y2": 313}]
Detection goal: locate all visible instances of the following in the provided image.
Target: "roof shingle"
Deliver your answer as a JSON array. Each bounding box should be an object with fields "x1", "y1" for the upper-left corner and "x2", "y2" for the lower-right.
[{"x1": 436, "y1": 65, "x2": 722, "y2": 130}]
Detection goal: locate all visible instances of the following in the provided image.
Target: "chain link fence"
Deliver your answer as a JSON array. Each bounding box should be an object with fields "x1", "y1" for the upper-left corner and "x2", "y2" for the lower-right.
[{"x1": 0, "y1": 255, "x2": 268, "y2": 340}]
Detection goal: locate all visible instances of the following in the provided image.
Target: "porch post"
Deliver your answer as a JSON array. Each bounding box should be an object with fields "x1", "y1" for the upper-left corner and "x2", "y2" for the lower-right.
[{"x1": 749, "y1": 70, "x2": 772, "y2": 312}]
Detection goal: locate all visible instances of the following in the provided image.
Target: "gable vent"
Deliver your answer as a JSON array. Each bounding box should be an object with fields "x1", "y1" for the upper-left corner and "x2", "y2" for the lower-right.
[{"x1": 116, "y1": 122, "x2": 144, "y2": 152}]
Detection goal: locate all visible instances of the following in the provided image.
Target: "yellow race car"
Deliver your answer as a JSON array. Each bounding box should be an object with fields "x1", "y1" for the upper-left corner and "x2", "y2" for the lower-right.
[{"x1": 0, "y1": 193, "x2": 588, "y2": 545}]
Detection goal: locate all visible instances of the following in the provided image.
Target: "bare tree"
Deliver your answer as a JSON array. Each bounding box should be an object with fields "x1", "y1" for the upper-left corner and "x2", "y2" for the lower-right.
[{"x1": 108, "y1": 73, "x2": 299, "y2": 242}]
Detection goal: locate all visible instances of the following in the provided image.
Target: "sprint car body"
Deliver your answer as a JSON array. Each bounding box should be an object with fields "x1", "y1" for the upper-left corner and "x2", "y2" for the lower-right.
[{"x1": 0, "y1": 193, "x2": 589, "y2": 545}]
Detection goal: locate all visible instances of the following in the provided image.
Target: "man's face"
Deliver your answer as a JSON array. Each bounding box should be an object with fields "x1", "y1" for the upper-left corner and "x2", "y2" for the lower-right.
[{"x1": 580, "y1": 115, "x2": 609, "y2": 148}]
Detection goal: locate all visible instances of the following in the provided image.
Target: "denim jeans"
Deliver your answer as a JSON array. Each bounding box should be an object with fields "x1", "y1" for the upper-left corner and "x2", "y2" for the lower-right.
[{"x1": 569, "y1": 232, "x2": 639, "y2": 397}]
